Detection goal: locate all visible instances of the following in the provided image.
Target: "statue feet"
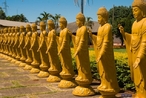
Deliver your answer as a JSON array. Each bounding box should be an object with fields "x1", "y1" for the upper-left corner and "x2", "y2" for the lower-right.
[
  {"x1": 23, "y1": 64, "x2": 32, "y2": 70},
  {"x1": 47, "y1": 75, "x2": 61, "y2": 82},
  {"x1": 37, "y1": 71, "x2": 49, "y2": 78},
  {"x1": 58, "y1": 79, "x2": 77, "y2": 88},
  {"x1": 30, "y1": 67, "x2": 40, "y2": 73},
  {"x1": 19, "y1": 62, "x2": 26, "y2": 67},
  {"x1": 72, "y1": 85, "x2": 95, "y2": 96}
]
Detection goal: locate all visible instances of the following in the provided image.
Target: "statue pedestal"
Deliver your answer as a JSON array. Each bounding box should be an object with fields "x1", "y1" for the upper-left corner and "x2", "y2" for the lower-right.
[
  {"x1": 97, "y1": 86, "x2": 118, "y2": 98},
  {"x1": 24, "y1": 64, "x2": 32, "y2": 70},
  {"x1": 30, "y1": 67, "x2": 40, "y2": 73},
  {"x1": 47, "y1": 74, "x2": 60, "y2": 82},
  {"x1": 58, "y1": 79, "x2": 76, "y2": 88},
  {"x1": 37, "y1": 71, "x2": 49, "y2": 78},
  {"x1": 19, "y1": 62, "x2": 26, "y2": 67},
  {"x1": 72, "y1": 85, "x2": 95, "y2": 96},
  {"x1": 30, "y1": 62, "x2": 40, "y2": 73},
  {"x1": 37, "y1": 64, "x2": 49, "y2": 78}
]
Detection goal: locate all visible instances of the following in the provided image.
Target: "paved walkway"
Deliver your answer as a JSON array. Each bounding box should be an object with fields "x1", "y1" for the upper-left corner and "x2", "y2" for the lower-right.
[{"x1": 0, "y1": 54, "x2": 133, "y2": 98}]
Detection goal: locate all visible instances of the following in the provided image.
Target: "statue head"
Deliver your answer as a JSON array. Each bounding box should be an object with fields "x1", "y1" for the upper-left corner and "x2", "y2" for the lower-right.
[
  {"x1": 59, "y1": 16, "x2": 67, "y2": 29},
  {"x1": 15, "y1": 26, "x2": 20, "y2": 32},
  {"x1": 132, "y1": 0, "x2": 146, "y2": 19},
  {"x1": 20, "y1": 25, "x2": 25, "y2": 32},
  {"x1": 31, "y1": 23, "x2": 37, "y2": 32},
  {"x1": 8, "y1": 27, "x2": 11, "y2": 33},
  {"x1": 47, "y1": 20, "x2": 55, "y2": 30},
  {"x1": 4, "y1": 28, "x2": 8, "y2": 33},
  {"x1": 97, "y1": 7, "x2": 109, "y2": 25},
  {"x1": 26, "y1": 24, "x2": 31, "y2": 32},
  {"x1": 76, "y1": 13, "x2": 85, "y2": 27},
  {"x1": 40, "y1": 21, "x2": 46, "y2": 31}
]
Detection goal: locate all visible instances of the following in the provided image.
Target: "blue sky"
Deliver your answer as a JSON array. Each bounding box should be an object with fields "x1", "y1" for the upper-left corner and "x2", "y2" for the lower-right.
[{"x1": 0, "y1": 0, "x2": 133, "y2": 23}]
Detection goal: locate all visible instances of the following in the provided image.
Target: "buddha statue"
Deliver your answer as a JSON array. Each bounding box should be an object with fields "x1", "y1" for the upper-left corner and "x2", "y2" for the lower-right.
[
  {"x1": 72, "y1": 13, "x2": 95, "y2": 96},
  {"x1": 13, "y1": 26, "x2": 21, "y2": 64},
  {"x1": 37, "y1": 21, "x2": 50, "y2": 77},
  {"x1": 29, "y1": 23, "x2": 41, "y2": 73},
  {"x1": 46, "y1": 20, "x2": 61, "y2": 82},
  {"x1": 11, "y1": 27, "x2": 17, "y2": 63},
  {"x1": 57, "y1": 17, "x2": 76, "y2": 88},
  {"x1": 119, "y1": 0, "x2": 146, "y2": 97},
  {"x1": 89, "y1": 7, "x2": 120, "y2": 98},
  {"x1": 18, "y1": 26, "x2": 27, "y2": 67},
  {"x1": 7, "y1": 27, "x2": 13, "y2": 61},
  {"x1": 23, "y1": 24, "x2": 33, "y2": 70}
]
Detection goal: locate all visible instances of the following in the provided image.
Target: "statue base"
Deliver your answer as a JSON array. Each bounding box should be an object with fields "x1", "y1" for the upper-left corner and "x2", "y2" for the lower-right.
[
  {"x1": 19, "y1": 62, "x2": 26, "y2": 67},
  {"x1": 37, "y1": 71, "x2": 49, "y2": 78},
  {"x1": 47, "y1": 75, "x2": 61, "y2": 82},
  {"x1": 72, "y1": 85, "x2": 95, "y2": 96},
  {"x1": 24, "y1": 64, "x2": 32, "y2": 70},
  {"x1": 11, "y1": 59, "x2": 17, "y2": 63},
  {"x1": 97, "y1": 85, "x2": 119, "y2": 98},
  {"x1": 15, "y1": 61, "x2": 21, "y2": 65},
  {"x1": 30, "y1": 68, "x2": 40, "y2": 73},
  {"x1": 58, "y1": 79, "x2": 76, "y2": 88},
  {"x1": 98, "y1": 95, "x2": 117, "y2": 98}
]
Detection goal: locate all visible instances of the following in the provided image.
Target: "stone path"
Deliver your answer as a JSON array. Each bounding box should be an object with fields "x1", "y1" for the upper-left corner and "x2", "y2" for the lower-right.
[{"x1": 0, "y1": 54, "x2": 133, "y2": 98}]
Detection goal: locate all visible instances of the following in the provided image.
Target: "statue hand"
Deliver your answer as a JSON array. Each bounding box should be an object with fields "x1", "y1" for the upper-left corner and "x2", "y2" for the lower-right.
[
  {"x1": 46, "y1": 50, "x2": 48, "y2": 54},
  {"x1": 73, "y1": 51, "x2": 78, "y2": 58},
  {"x1": 96, "y1": 55, "x2": 101, "y2": 63},
  {"x1": 29, "y1": 48, "x2": 32, "y2": 51},
  {"x1": 118, "y1": 25, "x2": 125, "y2": 35},
  {"x1": 133, "y1": 58, "x2": 140, "y2": 69},
  {"x1": 37, "y1": 48, "x2": 40, "y2": 52}
]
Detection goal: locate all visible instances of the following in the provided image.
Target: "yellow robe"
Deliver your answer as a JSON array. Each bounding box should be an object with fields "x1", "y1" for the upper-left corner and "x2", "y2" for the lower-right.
[
  {"x1": 124, "y1": 18, "x2": 146, "y2": 96},
  {"x1": 91, "y1": 23, "x2": 119, "y2": 92},
  {"x1": 72, "y1": 26, "x2": 92, "y2": 84},
  {"x1": 47, "y1": 29, "x2": 61, "y2": 73},
  {"x1": 58, "y1": 28, "x2": 74, "y2": 78}
]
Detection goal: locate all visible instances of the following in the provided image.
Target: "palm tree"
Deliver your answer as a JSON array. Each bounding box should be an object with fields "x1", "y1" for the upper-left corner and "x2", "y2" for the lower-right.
[
  {"x1": 74, "y1": 0, "x2": 93, "y2": 14},
  {"x1": 85, "y1": 17, "x2": 94, "y2": 29},
  {"x1": 37, "y1": 11, "x2": 51, "y2": 23}
]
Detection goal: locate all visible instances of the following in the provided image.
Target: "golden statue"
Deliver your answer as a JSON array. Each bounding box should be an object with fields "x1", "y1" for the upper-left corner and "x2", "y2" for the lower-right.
[
  {"x1": 119, "y1": 0, "x2": 146, "y2": 97},
  {"x1": 7, "y1": 28, "x2": 11, "y2": 54},
  {"x1": 3, "y1": 28, "x2": 8, "y2": 56},
  {"x1": 72, "y1": 13, "x2": 95, "y2": 96},
  {"x1": 8, "y1": 27, "x2": 14, "y2": 57},
  {"x1": 37, "y1": 21, "x2": 50, "y2": 78},
  {"x1": 29, "y1": 23, "x2": 41, "y2": 73},
  {"x1": 23, "y1": 24, "x2": 33, "y2": 70},
  {"x1": 57, "y1": 17, "x2": 76, "y2": 88},
  {"x1": 11, "y1": 27, "x2": 17, "y2": 63},
  {"x1": 89, "y1": 7, "x2": 120, "y2": 98},
  {"x1": 0, "y1": 29, "x2": 2, "y2": 53},
  {"x1": 46, "y1": 20, "x2": 61, "y2": 82},
  {"x1": 13, "y1": 26, "x2": 21, "y2": 64},
  {"x1": 18, "y1": 26, "x2": 27, "y2": 67}
]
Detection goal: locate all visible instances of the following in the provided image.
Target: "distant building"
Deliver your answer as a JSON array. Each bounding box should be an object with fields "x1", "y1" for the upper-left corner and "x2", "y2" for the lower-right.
[{"x1": 0, "y1": 19, "x2": 33, "y2": 28}]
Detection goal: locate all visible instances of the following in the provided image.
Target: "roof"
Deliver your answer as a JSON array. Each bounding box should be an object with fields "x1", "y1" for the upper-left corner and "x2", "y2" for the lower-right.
[{"x1": 0, "y1": 19, "x2": 32, "y2": 27}]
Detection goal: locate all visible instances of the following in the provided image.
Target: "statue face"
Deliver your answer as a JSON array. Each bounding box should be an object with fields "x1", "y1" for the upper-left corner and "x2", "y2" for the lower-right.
[
  {"x1": 59, "y1": 23, "x2": 64, "y2": 30},
  {"x1": 76, "y1": 19, "x2": 82, "y2": 27},
  {"x1": 97, "y1": 15, "x2": 105, "y2": 25},
  {"x1": 132, "y1": 7, "x2": 143, "y2": 21}
]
